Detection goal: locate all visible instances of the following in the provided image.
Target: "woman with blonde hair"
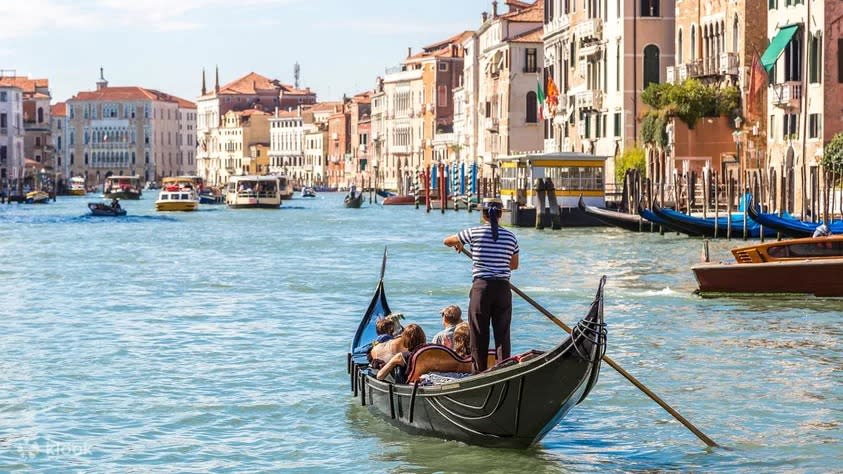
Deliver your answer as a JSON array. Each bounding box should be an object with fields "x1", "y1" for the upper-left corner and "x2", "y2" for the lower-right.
[{"x1": 451, "y1": 322, "x2": 471, "y2": 359}]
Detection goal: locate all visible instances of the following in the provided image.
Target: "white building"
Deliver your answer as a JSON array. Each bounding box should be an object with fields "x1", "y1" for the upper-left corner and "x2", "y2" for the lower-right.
[{"x1": 0, "y1": 85, "x2": 24, "y2": 190}]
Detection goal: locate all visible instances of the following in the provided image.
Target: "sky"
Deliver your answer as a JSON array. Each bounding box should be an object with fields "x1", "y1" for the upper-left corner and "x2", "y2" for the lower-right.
[{"x1": 0, "y1": 0, "x2": 499, "y2": 104}]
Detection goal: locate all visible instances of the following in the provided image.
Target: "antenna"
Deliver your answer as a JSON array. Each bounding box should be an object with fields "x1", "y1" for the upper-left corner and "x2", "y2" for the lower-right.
[{"x1": 294, "y1": 62, "x2": 300, "y2": 89}]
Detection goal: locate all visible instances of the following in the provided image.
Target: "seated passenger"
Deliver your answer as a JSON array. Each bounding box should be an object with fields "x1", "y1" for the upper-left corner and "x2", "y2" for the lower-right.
[
  {"x1": 432, "y1": 304, "x2": 463, "y2": 348},
  {"x1": 374, "y1": 317, "x2": 397, "y2": 344},
  {"x1": 375, "y1": 324, "x2": 426, "y2": 381},
  {"x1": 451, "y1": 322, "x2": 470, "y2": 359}
]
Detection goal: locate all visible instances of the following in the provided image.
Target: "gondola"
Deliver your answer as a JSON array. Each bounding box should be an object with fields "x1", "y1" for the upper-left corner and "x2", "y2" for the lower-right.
[
  {"x1": 347, "y1": 250, "x2": 607, "y2": 449},
  {"x1": 88, "y1": 202, "x2": 127, "y2": 217},
  {"x1": 344, "y1": 191, "x2": 363, "y2": 208},
  {"x1": 746, "y1": 196, "x2": 843, "y2": 238},
  {"x1": 636, "y1": 202, "x2": 704, "y2": 236},
  {"x1": 651, "y1": 203, "x2": 778, "y2": 238},
  {"x1": 578, "y1": 195, "x2": 650, "y2": 232}
]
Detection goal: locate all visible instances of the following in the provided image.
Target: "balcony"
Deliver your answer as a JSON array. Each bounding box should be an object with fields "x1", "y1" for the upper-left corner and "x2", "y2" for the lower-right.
[
  {"x1": 719, "y1": 52, "x2": 740, "y2": 76},
  {"x1": 574, "y1": 18, "x2": 602, "y2": 42},
  {"x1": 578, "y1": 41, "x2": 603, "y2": 59},
  {"x1": 771, "y1": 82, "x2": 802, "y2": 110},
  {"x1": 576, "y1": 90, "x2": 603, "y2": 111},
  {"x1": 666, "y1": 66, "x2": 675, "y2": 84},
  {"x1": 543, "y1": 15, "x2": 570, "y2": 36},
  {"x1": 485, "y1": 117, "x2": 499, "y2": 132}
]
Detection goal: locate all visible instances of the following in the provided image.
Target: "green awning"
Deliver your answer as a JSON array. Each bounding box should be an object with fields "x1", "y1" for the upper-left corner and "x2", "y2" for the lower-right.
[{"x1": 761, "y1": 24, "x2": 800, "y2": 72}]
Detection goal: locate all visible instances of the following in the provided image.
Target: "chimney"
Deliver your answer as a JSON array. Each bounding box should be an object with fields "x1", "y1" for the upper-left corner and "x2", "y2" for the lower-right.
[
  {"x1": 492, "y1": 1, "x2": 498, "y2": 17},
  {"x1": 482, "y1": 11, "x2": 488, "y2": 22},
  {"x1": 407, "y1": 47, "x2": 412, "y2": 57}
]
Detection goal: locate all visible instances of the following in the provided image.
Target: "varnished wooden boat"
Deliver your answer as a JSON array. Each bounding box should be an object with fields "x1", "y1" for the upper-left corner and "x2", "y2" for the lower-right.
[
  {"x1": 692, "y1": 236, "x2": 843, "y2": 296},
  {"x1": 382, "y1": 195, "x2": 416, "y2": 205},
  {"x1": 347, "y1": 250, "x2": 607, "y2": 448}
]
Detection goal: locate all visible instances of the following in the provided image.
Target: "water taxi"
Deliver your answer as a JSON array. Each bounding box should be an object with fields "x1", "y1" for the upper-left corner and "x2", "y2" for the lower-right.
[
  {"x1": 277, "y1": 174, "x2": 294, "y2": 200},
  {"x1": 25, "y1": 190, "x2": 50, "y2": 204},
  {"x1": 498, "y1": 152, "x2": 608, "y2": 227},
  {"x1": 155, "y1": 177, "x2": 199, "y2": 212},
  {"x1": 104, "y1": 175, "x2": 143, "y2": 200},
  {"x1": 69, "y1": 177, "x2": 87, "y2": 196},
  {"x1": 225, "y1": 175, "x2": 282, "y2": 209}
]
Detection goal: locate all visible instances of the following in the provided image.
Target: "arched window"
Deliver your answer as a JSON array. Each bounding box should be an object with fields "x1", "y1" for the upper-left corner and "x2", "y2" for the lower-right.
[
  {"x1": 526, "y1": 91, "x2": 538, "y2": 123},
  {"x1": 732, "y1": 16, "x2": 738, "y2": 52},
  {"x1": 691, "y1": 25, "x2": 697, "y2": 60},
  {"x1": 678, "y1": 29, "x2": 684, "y2": 64},
  {"x1": 643, "y1": 45, "x2": 660, "y2": 89},
  {"x1": 37, "y1": 107, "x2": 44, "y2": 123}
]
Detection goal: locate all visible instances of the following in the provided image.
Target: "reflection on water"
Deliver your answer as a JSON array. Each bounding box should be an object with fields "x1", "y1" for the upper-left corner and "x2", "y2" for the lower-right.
[{"x1": 0, "y1": 196, "x2": 839, "y2": 472}]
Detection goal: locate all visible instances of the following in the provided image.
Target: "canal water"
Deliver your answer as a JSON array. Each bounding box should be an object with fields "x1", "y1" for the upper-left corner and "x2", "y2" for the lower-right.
[{"x1": 0, "y1": 193, "x2": 840, "y2": 473}]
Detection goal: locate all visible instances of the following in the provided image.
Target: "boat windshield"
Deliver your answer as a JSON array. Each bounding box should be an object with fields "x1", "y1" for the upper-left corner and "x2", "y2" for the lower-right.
[{"x1": 767, "y1": 241, "x2": 843, "y2": 258}]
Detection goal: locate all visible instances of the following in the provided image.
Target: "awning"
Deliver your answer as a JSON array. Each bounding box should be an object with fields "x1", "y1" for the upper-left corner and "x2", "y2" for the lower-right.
[{"x1": 761, "y1": 24, "x2": 799, "y2": 72}]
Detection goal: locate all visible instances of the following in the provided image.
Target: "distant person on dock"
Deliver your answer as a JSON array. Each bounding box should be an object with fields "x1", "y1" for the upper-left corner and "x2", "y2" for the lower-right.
[
  {"x1": 443, "y1": 197, "x2": 519, "y2": 373},
  {"x1": 432, "y1": 305, "x2": 463, "y2": 348}
]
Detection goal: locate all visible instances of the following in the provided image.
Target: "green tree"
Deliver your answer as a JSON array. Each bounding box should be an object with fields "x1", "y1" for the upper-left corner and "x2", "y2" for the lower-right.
[
  {"x1": 823, "y1": 132, "x2": 843, "y2": 173},
  {"x1": 614, "y1": 146, "x2": 646, "y2": 183}
]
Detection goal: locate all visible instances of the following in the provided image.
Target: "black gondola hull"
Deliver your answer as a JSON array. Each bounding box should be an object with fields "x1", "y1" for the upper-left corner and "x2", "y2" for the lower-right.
[
  {"x1": 578, "y1": 195, "x2": 651, "y2": 232},
  {"x1": 349, "y1": 253, "x2": 606, "y2": 449}
]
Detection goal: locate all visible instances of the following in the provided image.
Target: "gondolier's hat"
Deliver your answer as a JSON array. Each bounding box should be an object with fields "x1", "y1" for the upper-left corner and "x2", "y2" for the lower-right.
[{"x1": 482, "y1": 197, "x2": 502, "y2": 209}]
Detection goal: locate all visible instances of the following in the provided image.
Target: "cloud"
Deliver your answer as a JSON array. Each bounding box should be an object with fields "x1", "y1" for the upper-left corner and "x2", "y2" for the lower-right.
[{"x1": 313, "y1": 18, "x2": 470, "y2": 36}]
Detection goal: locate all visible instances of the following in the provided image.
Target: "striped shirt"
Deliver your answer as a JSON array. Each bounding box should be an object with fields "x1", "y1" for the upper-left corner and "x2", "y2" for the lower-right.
[{"x1": 458, "y1": 225, "x2": 519, "y2": 280}]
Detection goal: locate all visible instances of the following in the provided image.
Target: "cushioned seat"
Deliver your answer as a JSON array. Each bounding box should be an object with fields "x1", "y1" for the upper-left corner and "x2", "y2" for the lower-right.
[{"x1": 405, "y1": 345, "x2": 473, "y2": 383}]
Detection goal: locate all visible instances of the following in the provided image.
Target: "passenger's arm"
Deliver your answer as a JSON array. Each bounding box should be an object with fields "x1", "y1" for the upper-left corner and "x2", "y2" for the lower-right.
[{"x1": 376, "y1": 352, "x2": 406, "y2": 380}]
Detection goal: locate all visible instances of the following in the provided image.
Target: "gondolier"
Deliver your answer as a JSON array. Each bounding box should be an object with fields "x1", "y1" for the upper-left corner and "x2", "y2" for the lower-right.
[{"x1": 443, "y1": 197, "x2": 519, "y2": 372}]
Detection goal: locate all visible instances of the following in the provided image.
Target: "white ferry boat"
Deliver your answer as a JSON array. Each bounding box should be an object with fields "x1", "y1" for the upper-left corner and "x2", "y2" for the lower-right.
[
  {"x1": 69, "y1": 176, "x2": 87, "y2": 196},
  {"x1": 155, "y1": 177, "x2": 200, "y2": 212},
  {"x1": 225, "y1": 175, "x2": 282, "y2": 209}
]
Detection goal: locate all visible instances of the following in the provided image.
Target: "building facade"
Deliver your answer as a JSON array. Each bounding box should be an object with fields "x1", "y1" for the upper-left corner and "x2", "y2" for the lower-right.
[
  {"x1": 0, "y1": 85, "x2": 24, "y2": 191},
  {"x1": 66, "y1": 74, "x2": 196, "y2": 186}
]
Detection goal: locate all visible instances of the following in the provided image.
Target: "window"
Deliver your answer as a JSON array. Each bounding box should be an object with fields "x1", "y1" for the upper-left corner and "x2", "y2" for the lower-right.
[
  {"x1": 640, "y1": 0, "x2": 659, "y2": 17},
  {"x1": 525, "y1": 48, "x2": 537, "y2": 73},
  {"x1": 614, "y1": 112, "x2": 621, "y2": 136},
  {"x1": 643, "y1": 45, "x2": 660, "y2": 89},
  {"x1": 0, "y1": 91, "x2": 6, "y2": 102},
  {"x1": 438, "y1": 62, "x2": 448, "y2": 72},
  {"x1": 768, "y1": 0, "x2": 777, "y2": 9},
  {"x1": 783, "y1": 113, "x2": 798, "y2": 138},
  {"x1": 677, "y1": 29, "x2": 683, "y2": 64},
  {"x1": 526, "y1": 91, "x2": 538, "y2": 123},
  {"x1": 438, "y1": 85, "x2": 447, "y2": 107},
  {"x1": 809, "y1": 34, "x2": 821, "y2": 84},
  {"x1": 35, "y1": 137, "x2": 41, "y2": 147},
  {"x1": 784, "y1": 34, "x2": 802, "y2": 82},
  {"x1": 691, "y1": 25, "x2": 696, "y2": 60},
  {"x1": 809, "y1": 113, "x2": 820, "y2": 138},
  {"x1": 0, "y1": 113, "x2": 6, "y2": 128}
]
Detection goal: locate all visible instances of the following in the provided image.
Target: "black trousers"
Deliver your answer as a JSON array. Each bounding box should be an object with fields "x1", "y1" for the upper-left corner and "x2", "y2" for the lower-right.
[{"x1": 468, "y1": 279, "x2": 512, "y2": 372}]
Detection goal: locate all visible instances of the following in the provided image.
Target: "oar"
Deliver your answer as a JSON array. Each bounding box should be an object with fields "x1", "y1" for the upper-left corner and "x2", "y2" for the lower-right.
[{"x1": 459, "y1": 247, "x2": 720, "y2": 448}]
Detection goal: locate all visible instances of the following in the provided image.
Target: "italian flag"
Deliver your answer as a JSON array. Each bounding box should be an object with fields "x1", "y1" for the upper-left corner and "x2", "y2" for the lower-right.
[{"x1": 536, "y1": 76, "x2": 545, "y2": 121}]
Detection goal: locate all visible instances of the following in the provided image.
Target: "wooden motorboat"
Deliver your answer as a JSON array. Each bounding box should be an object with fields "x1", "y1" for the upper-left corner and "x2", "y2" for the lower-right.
[
  {"x1": 347, "y1": 251, "x2": 607, "y2": 449},
  {"x1": 382, "y1": 195, "x2": 416, "y2": 206},
  {"x1": 692, "y1": 236, "x2": 843, "y2": 296},
  {"x1": 746, "y1": 197, "x2": 842, "y2": 238},
  {"x1": 344, "y1": 191, "x2": 363, "y2": 208},
  {"x1": 88, "y1": 202, "x2": 127, "y2": 217},
  {"x1": 578, "y1": 195, "x2": 650, "y2": 232},
  {"x1": 25, "y1": 190, "x2": 50, "y2": 204}
]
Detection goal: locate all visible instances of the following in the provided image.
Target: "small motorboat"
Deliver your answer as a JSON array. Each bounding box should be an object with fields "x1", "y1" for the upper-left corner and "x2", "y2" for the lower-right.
[
  {"x1": 301, "y1": 187, "x2": 317, "y2": 198},
  {"x1": 382, "y1": 195, "x2": 416, "y2": 206},
  {"x1": 692, "y1": 235, "x2": 843, "y2": 296},
  {"x1": 25, "y1": 190, "x2": 50, "y2": 204},
  {"x1": 88, "y1": 202, "x2": 127, "y2": 217}
]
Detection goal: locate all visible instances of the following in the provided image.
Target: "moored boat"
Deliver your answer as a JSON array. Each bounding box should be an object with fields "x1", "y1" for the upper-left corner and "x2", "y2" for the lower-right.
[
  {"x1": 68, "y1": 177, "x2": 87, "y2": 196},
  {"x1": 692, "y1": 236, "x2": 843, "y2": 296},
  {"x1": 382, "y1": 195, "x2": 416, "y2": 206},
  {"x1": 348, "y1": 251, "x2": 607, "y2": 449},
  {"x1": 88, "y1": 201, "x2": 127, "y2": 217},
  {"x1": 225, "y1": 175, "x2": 282, "y2": 209},
  {"x1": 746, "y1": 197, "x2": 843, "y2": 238},
  {"x1": 578, "y1": 195, "x2": 649, "y2": 232},
  {"x1": 652, "y1": 203, "x2": 777, "y2": 238},
  {"x1": 104, "y1": 175, "x2": 143, "y2": 200}
]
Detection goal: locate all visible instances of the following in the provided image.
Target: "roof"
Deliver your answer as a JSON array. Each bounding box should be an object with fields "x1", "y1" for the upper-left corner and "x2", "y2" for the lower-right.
[
  {"x1": 51, "y1": 102, "x2": 67, "y2": 116},
  {"x1": 310, "y1": 101, "x2": 342, "y2": 112},
  {"x1": 506, "y1": 0, "x2": 535, "y2": 9},
  {"x1": 71, "y1": 86, "x2": 196, "y2": 108},
  {"x1": 408, "y1": 31, "x2": 474, "y2": 60},
  {"x1": 217, "y1": 71, "x2": 283, "y2": 95},
  {"x1": 0, "y1": 76, "x2": 49, "y2": 95},
  {"x1": 502, "y1": 1, "x2": 543, "y2": 22},
  {"x1": 510, "y1": 26, "x2": 543, "y2": 43}
]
